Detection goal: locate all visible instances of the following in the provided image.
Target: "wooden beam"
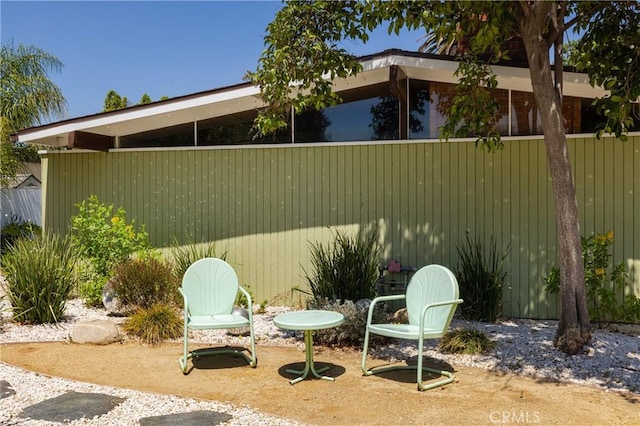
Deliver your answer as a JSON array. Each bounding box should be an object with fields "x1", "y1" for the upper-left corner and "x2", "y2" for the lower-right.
[{"x1": 68, "y1": 131, "x2": 113, "y2": 152}]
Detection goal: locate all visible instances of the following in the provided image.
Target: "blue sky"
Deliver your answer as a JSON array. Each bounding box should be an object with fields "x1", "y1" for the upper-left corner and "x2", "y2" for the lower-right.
[{"x1": 1, "y1": 1, "x2": 427, "y2": 121}]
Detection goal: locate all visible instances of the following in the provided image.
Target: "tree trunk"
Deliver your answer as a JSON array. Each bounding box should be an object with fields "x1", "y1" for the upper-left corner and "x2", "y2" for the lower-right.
[{"x1": 519, "y1": 7, "x2": 591, "y2": 354}]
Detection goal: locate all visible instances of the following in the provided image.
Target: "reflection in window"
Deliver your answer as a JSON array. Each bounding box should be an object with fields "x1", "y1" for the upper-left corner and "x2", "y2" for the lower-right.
[
  {"x1": 511, "y1": 91, "x2": 586, "y2": 135},
  {"x1": 409, "y1": 81, "x2": 508, "y2": 139},
  {"x1": 120, "y1": 123, "x2": 194, "y2": 148},
  {"x1": 198, "y1": 111, "x2": 290, "y2": 145},
  {"x1": 295, "y1": 83, "x2": 398, "y2": 142}
]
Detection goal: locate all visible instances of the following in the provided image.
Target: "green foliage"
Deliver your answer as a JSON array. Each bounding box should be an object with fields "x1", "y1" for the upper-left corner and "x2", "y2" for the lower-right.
[
  {"x1": 570, "y1": 2, "x2": 640, "y2": 141},
  {"x1": 110, "y1": 257, "x2": 180, "y2": 312},
  {"x1": 1, "y1": 43, "x2": 66, "y2": 184},
  {"x1": 545, "y1": 232, "x2": 640, "y2": 325},
  {"x1": 0, "y1": 232, "x2": 77, "y2": 324},
  {"x1": 102, "y1": 90, "x2": 130, "y2": 112},
  {"x1": 71, "y1": 195, "x2": 150, "y2": 277},
  {"x1": 304, "y1": 228, "x2": 380, "y2": 303},
  {"x1": 170, "y1": 238, "x2": 225, "y2": 280},
  {"x1": 123, "y1": 303, "x2": 182, "y2": 345},
  {"x1": 235, "y1": 285, "x2": 254, "y2": 309},
  {"x1": 247, "y1": 1, "x2": 366, "y2": 137},
  {"x1": 439, "y1": 58, "x2": 503, "y2": 151},
  {"x1": 308, "y1": 299, "x2": 388, "y2": 347},
  {"x1": 139, "y1": 93, "x2": 152, "y2": 105},
  {"x1": 0, "y1": 216, "x2": 41, "y2": 253},
  {"x1": 455, "y1": 232, "x2": 510, "y2": 322},
  {"x1": 439, "y1": 327, "x2": 496, "y2": 355}
]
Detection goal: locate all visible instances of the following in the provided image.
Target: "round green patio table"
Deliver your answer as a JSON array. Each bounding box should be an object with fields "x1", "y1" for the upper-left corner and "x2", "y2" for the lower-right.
[{"x1": 273, "y1": 310, "x2": 345, "y2": 385}]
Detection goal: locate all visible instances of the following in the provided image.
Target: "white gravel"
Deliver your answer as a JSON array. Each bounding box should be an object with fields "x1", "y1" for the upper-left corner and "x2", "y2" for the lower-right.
[{"x1": 1, "y1": 298, "x2": 639, "y2": 425}]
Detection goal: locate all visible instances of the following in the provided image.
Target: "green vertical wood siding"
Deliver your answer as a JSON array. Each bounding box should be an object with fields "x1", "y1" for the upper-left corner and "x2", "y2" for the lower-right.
[{"x1": 41, "y1": 134, "x2": 640, "y2": 319}]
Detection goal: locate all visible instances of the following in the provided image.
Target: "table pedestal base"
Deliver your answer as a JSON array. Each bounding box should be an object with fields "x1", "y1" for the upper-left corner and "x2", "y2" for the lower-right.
[{"x1": 286, "y1": 330, "x2": 335, "y2": 385}]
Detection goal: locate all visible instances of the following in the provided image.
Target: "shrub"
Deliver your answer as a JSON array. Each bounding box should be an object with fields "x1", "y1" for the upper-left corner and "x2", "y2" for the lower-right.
[
  {"x1": 170, "y1": 238, "x2": 226, "y2": 280},
  {"x1": 455, "y1": 232, "x2": 510, "y2": 322},
  {"x1": 304, "y1": 228, "x2": 381, "y2": 304},
  {"x1": 110, "y1": 257, "x2": 180, "y2": 312},
  {"x1": 79, "y1": 275, "x2": 109, "y2": 308},
  {"x1": 0, "y1": 233, "x2": 78, "y2": 324},
  {"x1": 123, "y1": 303, "x2": 182, "y2": 345},
  {"x1": 0, "y1": 216, "x2": 41, "y2": 253},
  {"x1": 545, "y1": 231, "x2": 640, "y2": 325},
  {"x1": 71, "y1": 195, "x2": 150, "y2": 277},
  {"x1": 439, "y1": 328, "x2": 496, "y2": 355},
  {"x1": 308, "y1": 298, "x2": 388, "y2": 347}
]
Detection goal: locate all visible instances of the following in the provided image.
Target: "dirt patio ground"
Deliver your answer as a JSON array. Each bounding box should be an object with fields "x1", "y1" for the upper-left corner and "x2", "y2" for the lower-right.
[{"x1": 1, "y1": 341, "x2": 638, "y2": 425}]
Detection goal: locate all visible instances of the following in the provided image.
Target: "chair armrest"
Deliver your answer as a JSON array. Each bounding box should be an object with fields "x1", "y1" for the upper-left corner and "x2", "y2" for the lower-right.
[
  {"x1": 367, "y1": 294, "x2": 406, "y2": 325},
  {"x1": 238, "y1": 285, "x2": 253, "y2": 321},
  {"x1": 420, "y1": 299, "x2": 463, "y2": 327},
  {"x1": 179, "y1": 287, "x2": 189, "y2": 315}
]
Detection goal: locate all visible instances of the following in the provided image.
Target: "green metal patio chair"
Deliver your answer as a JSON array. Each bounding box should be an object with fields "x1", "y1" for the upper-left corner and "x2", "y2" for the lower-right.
[
  {"x1": 361, "y1": 264, "x2": 463, "y2": 390},
  {"x1": 179, "y1": 257, "x2": 257, "y2": 374}
]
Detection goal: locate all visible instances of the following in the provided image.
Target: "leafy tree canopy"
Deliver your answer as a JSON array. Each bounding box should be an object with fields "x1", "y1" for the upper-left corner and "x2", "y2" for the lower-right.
[
  {"x1": 249, "y1": 1, "x2": 638, "y2": 145},
  {"x1": 102, "y1": 91, "x2": 166, "y2": 112}
]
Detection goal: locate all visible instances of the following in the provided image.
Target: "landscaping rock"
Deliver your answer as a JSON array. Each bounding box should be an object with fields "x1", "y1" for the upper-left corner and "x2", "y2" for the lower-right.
[{"x1": 69, "y1": 319, "x2": 121, "y2": 345}]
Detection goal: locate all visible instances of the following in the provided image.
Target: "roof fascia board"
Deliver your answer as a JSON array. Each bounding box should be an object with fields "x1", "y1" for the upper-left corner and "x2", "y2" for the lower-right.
[{"x1": 18, "y1": 85, "x2": 262, "y2": 143}]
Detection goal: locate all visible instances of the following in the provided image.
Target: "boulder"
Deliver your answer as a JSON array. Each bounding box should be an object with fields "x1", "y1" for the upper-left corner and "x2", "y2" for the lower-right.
[{"x1": 69, "y1": 319, "x2": 121, "y2": 345}]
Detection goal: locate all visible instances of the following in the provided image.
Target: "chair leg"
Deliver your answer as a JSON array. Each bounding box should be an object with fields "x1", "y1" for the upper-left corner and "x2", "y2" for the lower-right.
[
  {"x1": 248, "y1": 322, "x2": 257, "y2": 368},
  {"x1": 416, "y1": 335, "x2": 455, "y2": 391},
  {"x1": 179, "y1": 327, "x2": 189, "y2": 374},
  {"x1": 361, "y1": 327, "x2": 373, "y2": 376},
  {"x1": 362, "y1": 332, "x2": 455, "y2": 391}
]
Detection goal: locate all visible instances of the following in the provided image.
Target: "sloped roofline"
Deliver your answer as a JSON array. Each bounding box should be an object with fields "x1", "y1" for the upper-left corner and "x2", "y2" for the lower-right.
[{"x1": 14, "y1": 49, "x2": 601, "y2": 147}]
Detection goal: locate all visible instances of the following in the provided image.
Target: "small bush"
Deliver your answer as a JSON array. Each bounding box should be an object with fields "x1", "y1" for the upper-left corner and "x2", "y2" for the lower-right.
[
  {"x1": 0, "y1": 233, "x2": 78, "y2": 324},
  {"x1": 170, "y1": 238, "x2": 226, "y2": 280},
  {"x1": 455, "y1": 232, "x2": 510, "y2": 322},
  {"x1": 123, "y1": 303, "x2": 182, "y2": 345},
  {"x1": 308, "y1": 299, "x2": 388, "y2": 347},
  {"x1": 79, "y1": 275, "x2": 109, "y2": 308},
  {"x1": 72, "y1": 257, "x2": 108, "y2": 307},
  {"x1": 110, "y1": 257, "x2": 180, "y2": 312},
  {"x1": 545, "y1": 231, "x2": 640, "y2": 325},
  {"x1": 71, "y1": 195, "x2": 150, "y2": 277},
  {"x1": 0, "y1": 216, "x2": 41, "y2": 253},
  {"x1": 235, "y1": 285, "x2": 254, "y2": 309},
  {"x1": 439, "y1": 328, "x2": 496, "y2": 355},
  {"x1": 304, "y1": 228, "x2": 381, "y2": 304}
]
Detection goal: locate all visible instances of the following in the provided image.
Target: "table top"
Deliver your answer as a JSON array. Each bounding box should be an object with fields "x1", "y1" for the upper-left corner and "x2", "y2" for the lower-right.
[{"x1": 274, "y1": 310, "x2": 344, "y2": 331}]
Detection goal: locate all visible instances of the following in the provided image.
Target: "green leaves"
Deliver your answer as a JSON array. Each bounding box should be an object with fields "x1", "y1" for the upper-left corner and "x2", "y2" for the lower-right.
[
  {"x1": 570, "y1": 1, "x2": 640, "y2": 141},
  {"x1": 304, "y1": 227, "x2": 381, "y2": 303},
  {"x1": 440, "y1": 57, "x2": 504, "y2": 152},
  {"x1": 71, "y1": 195, "x2": 150, "y2": 277}
]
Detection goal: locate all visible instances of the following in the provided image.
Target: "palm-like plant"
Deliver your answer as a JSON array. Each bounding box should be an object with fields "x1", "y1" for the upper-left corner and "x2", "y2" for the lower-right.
[{"x1": 0, "y1": 43, "x2": 67, "y2": 185}]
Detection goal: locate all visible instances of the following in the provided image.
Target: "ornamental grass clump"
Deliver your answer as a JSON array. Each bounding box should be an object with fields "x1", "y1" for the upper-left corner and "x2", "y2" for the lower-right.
[
  {"x1": 304, "y1": 228, "x2": 380, "y2": 303},
  {"x1": 439, "y1": 327, "x2": 496, "y2": 355},
  {"x1": 0, "y1": 232, "x2": 78, "y2": 324},
  {"x1": 303, "y1": 227, "x2": 385, "y2": 347},
  {"x1": 123, "y1": 302, "x2": 182, "y2": 345},
  {"x1": 455, "y1": 232, "x2": 510, "y2": 323},
  {"x1": 110, "y1": 256, "x2": 180, "y2": 312}
]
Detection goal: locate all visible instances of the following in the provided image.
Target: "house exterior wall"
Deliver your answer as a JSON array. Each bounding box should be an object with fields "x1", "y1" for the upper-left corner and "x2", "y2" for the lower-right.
[{"x1": 40, "y1": 134, "x2": 640, "y2": 319}]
